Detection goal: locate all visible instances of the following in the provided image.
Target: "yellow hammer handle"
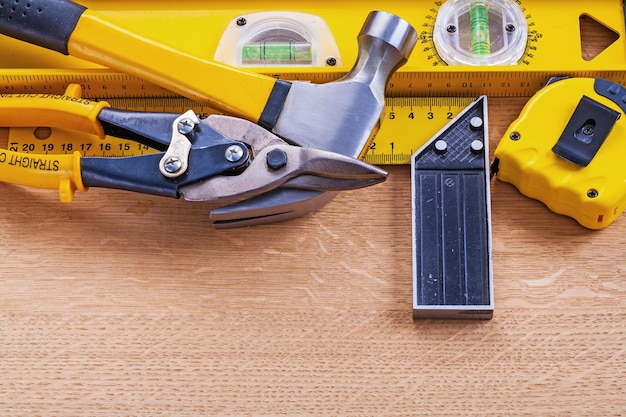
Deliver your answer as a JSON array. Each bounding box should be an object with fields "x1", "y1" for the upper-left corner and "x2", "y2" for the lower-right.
[
  {"x1": 69, "y1": 11, "x2": 277, "y2": 122},
  {"x1": 0, "y1": 1, "x2": 277, "y2": 122}
]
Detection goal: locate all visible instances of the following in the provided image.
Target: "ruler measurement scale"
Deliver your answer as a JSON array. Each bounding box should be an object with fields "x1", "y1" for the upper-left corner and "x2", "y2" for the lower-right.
[
  {"x1": 0, "y1": 96, "x2": 474, "y2": 165},
  {"x1": 368, "y1": 97, "x2": 474, "y2": 165},
  {"x1": 6, "y1": 69, "x2": 626, "y2": 98}
]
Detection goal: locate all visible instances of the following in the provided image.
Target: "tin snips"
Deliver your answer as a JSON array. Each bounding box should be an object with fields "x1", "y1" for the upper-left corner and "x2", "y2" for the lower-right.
[{"x1": 0, "y1": 86, "x2": 387, "y2": 228}]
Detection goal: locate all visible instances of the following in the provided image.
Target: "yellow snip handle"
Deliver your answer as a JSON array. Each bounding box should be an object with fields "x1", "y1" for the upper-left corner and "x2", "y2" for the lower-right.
[
  {"x1": 0, "y1": 85, "x2": 106, "y2": 201},
  {"x1": 0, "y1": 149, "x2": 85, "y2": 202},
  {"x1": 0, "y1": 84, "x2": 109, "y2": 137}
]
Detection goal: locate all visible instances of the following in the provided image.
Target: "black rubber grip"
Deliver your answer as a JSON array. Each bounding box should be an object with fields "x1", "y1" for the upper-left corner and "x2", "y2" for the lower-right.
[
  {"x1": 258, "y1": 80, "x2": 291, "y2": 131},
  {"x1": 0, "y1": 0, "x2": 86, "y2": 55}
]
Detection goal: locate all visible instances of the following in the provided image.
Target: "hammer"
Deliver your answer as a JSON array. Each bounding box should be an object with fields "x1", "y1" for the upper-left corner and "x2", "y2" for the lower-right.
[{"x1": 0, "y1": 1, "x2": 417, "y2": 226}]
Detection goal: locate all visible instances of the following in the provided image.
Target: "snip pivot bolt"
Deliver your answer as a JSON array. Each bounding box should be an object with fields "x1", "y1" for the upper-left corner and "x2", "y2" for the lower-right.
[{"x1": 225, "y1": 145, "x2": 245, "y2": 163}]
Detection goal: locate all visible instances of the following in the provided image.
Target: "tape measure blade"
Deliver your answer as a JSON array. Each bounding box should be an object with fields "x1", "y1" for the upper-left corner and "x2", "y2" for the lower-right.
[
  {"x1": 105, "y1": 97, "x2": 216, "y2": 115},
  {"x1": 0, "y1": 127, "x2": 8, "y2": 150}
]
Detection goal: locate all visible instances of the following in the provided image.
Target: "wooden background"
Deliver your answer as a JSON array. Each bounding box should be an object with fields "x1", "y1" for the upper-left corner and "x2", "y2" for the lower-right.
[
  {"x1": 1, "y1": 12, "x2": 626, "y2": 416},
  {"x1": 1, "y1": 94, "x2": 625, "y2": 415}
]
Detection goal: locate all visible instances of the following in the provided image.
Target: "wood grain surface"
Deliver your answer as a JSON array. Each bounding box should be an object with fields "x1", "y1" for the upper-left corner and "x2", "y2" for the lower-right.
[{"x1": 1, "y1": 94, "x2": 625, "y2": 416}]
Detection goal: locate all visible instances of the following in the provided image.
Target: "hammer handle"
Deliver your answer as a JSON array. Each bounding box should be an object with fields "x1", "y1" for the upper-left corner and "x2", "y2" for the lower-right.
[
  {"x1": 0, "y1": 0, "x2": 278, "y2": 123},
  {"x1": 0, "y1": 0, "x2": 85, "y2": 54}
]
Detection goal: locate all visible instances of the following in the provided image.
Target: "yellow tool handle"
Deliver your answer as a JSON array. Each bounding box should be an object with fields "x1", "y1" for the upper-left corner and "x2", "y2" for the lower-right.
[
  {"x1": 0, "y1": 85, "x2": 101, "y2": 201},
  {"x1": 0, "y1": 1, "x2": 277, "y2": 122},
  {"x1": 0, "y1": 84, "x2": 109, "y2": 137},
  {"x1": 0, "y1": 0, "x2": 276, "y2": 122},
  {"x1": 0, "y1": 149, "x2": 86, "y2": 202},
  {"x1": 70, "y1": 11, "x2": 277, "y2": 122}
]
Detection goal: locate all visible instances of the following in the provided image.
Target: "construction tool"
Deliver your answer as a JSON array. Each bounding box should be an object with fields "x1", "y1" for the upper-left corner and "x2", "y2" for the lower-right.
[
  {"x1": 0, "y1": 1, "x2": 417, "y2": 226},
  {"x1": 0, "y1": 85, "x2": 387, "y2": 227},
  {"x1": 433, "y1": 0, "x2": 529, "y2": 66},
  {"x1": 0, "y1": 96, "x2": 475, "y2": 166},
  {"x1": 493, "y1": 77, "x2": 626, "y2": 229},
  {"x1": 412, "y1": 96, "x2": 493, "y2": 319},
  {"x1": 3, "y1": 0, "x2": 625, "y2": 166},
  {"x1": 3, "y1": 1, "x2": 625, "y2": 96},
  {"x1": 0, "y1": 2, "x2": 415, "y2": 155}
]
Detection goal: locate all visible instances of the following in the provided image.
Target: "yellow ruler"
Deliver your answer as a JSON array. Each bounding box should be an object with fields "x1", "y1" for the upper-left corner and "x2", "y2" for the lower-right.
[
  {"x1": 0, "y1": 0, "x2": 624, "y2": 163},
  {"x1": 367, "y1": 97, "x2": 475, "y2": 165},
  {"x1": 0, "y1": 96, "x2": 474, "y2": 165}
]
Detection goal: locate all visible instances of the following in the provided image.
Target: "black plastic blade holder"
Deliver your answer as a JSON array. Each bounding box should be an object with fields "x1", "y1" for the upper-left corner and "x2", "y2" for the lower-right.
[{"x1": 411, "y1": 96, "x2": 494, "y2": 320}]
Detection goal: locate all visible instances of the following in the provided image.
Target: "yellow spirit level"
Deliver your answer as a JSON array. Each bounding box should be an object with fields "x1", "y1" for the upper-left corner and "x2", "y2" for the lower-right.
[
  {"x1": 1, "y1": 0, "x2": 625, "y2": 165},
  {"x1": 2, "y1": 0, "x2": 626, "y2": 97}
]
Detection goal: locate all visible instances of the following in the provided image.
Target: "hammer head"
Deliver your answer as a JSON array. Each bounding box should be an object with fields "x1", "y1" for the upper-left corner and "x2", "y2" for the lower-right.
[
  {"x1": 272, "y1": 11, "x2": 417, "y2": 158},
  {"x1": 212, "y1": 11, "x2": 417, "y2": 228}
]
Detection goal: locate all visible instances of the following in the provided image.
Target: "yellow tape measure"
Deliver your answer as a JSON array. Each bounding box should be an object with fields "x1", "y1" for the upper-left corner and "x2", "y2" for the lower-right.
[{"x1": 0, "y1": 96, "x2": 473, "y2": 165}]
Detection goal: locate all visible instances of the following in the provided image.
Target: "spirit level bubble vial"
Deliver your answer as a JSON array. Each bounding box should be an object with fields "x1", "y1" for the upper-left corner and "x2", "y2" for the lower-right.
[
  {"x1": 433, "y1": 0, "x2": 528, "y2": 65},
  {"x1": 214, "y1": 11, "x2": 342, "y2": 68}
]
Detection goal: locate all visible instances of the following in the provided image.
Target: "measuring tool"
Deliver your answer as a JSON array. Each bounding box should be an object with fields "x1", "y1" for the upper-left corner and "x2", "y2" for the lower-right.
[
  {"x1": 412, "y1": 96, "x2": 493, "y2": 319},
  {"x1": 0, "y1": 96, "x2": 475, "y2": 166},
  {"x1": 1, "y1": 0, "x2": 626, "y2": 165},
  {"x1": 2, "y1": 0, "x2": 626, "y2": 96},
  {"x1": 432, "y1": 0, "x2": 529, "y2": 66},
  {"x1": 493, "y1": 77, "x2": 626, "y2": 229}
]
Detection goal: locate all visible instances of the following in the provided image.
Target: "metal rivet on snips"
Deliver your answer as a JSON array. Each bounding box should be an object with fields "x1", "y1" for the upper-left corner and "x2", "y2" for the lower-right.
[{"x1": 159, "y1": 110, "x2": 199, "y2": 178}]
